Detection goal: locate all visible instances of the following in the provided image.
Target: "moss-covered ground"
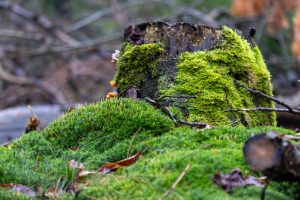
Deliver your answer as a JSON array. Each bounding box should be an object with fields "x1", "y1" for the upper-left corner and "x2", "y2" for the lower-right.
[{"x1": 0, "y1": 98, "x2": 298, "y2": 199}]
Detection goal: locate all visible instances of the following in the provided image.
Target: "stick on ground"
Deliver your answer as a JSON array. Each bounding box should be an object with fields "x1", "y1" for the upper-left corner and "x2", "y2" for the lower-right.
[{"x1": 158, "y1": 163, "x2": 191, "y2": 200}]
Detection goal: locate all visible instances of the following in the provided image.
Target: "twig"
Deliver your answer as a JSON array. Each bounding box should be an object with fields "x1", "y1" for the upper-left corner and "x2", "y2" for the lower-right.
[
  {"x1": 234, "y1": 80, "x2": 297, "y2": 113},
  {"x1": 145, "y1": 97, "x2": 178, "y2": 123},
  {"x1": 226, "y1": 107, "x2": 300, "y2": 115},
  {"x1": 127, "y1": 127, "x2": 141, "y2": 158},
  {"x1": 177, "y1": 119, "x2": 210, "y2": 129},
  {"x1": 156, "y1": 95, "x2": 197, "y2": 101},
  {"x1": 158, "y1": 163, "x2": 191, "y2": 200},
  {"x1": 260, "y1": 179, "x2": 269, "y2": 200},
  {"x1": 145, "y1": 97, "x2": 210, "y2": 128}
]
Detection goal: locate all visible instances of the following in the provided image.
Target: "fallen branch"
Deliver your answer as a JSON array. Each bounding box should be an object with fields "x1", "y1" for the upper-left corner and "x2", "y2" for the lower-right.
[
  {"x1": 145, "y1": 97, "x2": 177, "y2": 123},
  {"x1": 226, "y1": 107, "x2": 300, "y2": 115},
  {"x1": 226, "y1": 81, "x2": 300, "y2": 115},
  {"x1": 158, "y1": 163, "x2": 191, "y2": 200},
  {"x1": 234, "y1": 80, "x2": 295, "y2": 112},
  {"x1": 145, "y1": 97, "x2": 211, "y2": 129}
]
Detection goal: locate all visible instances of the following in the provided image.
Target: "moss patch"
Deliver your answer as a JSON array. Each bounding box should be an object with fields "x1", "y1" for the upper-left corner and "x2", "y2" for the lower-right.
[
  {"x1": 114, "y1": 42, "x2": 164, "y2": 93},
  {"x1": 114, "y1": 26, "x2": 275, "y2": 126},
  {"x1": 0, "y1": 99, "x2": 298, "y2": 199},
  {"x1": 160, "y1": 26, "x2": 276, "y2": 126}
]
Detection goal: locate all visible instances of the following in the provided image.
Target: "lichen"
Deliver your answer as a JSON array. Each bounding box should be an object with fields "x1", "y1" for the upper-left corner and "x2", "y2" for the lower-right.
[
  {"x1": 159, "y1": 26, "x2": 276, "y2": 126},
  {"x1": 114, "y1": 42, "x2": 164, "y2": 93}
]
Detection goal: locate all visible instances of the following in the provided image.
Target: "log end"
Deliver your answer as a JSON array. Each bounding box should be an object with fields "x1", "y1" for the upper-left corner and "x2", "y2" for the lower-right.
[{"x1": 243, "y1": 132, "x2": 279, "y2": 172}]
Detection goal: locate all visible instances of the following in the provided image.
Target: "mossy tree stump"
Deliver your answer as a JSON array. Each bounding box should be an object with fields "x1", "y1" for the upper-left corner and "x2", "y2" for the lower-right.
[{"x1": 114, "y1": 22, "x2": 276, "y2": 126}]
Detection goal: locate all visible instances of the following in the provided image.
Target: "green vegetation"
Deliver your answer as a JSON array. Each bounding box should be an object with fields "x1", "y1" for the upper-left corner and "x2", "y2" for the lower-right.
[
  {"x1": 0, "y1": 99, "x2": 297, "y2": 199},
  {"x1": 160, "y1": 27, "x2": 275, "y2": 126},
  {"x1": 114, "y1": 43, "x2": 164, "y2": 92},
  {"x1": 115, "y1": 26, "x2": 276, "y2": 126}
]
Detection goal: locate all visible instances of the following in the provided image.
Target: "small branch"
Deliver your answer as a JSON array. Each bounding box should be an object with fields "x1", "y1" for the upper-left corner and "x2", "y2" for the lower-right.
[
  {"x1": 156, "y1": 95, "x2": 197, "y2": 101},
  {"x1": 145, "y1": 97, "x2": 211, "y2": 129},
  {"x1": 260, "y1": 179, "x2": 269, "y2": 200},
  {"x1": 225, "y1": 107, "x2": 300, "y2": 115},
  {"x1": 158, "y1": 163, "x2": 191, "y2": 200},
  {"x1": 234, "y1": 80, "x2": 295, "y2": 112},
  {"x1": 177, "y1": 119, "x2": 211, "y2": 129},
  {"x1": 127, "y1": 127, "x2": 141, "y2": 158},
  {"x1": 145, "y1": 97, "x2": 178, "y2": 123}
]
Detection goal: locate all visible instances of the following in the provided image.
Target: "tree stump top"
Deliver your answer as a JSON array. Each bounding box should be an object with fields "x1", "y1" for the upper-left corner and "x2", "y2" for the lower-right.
[{"x1": 124, "y1": 22, "x2": 222, "y2": 58}]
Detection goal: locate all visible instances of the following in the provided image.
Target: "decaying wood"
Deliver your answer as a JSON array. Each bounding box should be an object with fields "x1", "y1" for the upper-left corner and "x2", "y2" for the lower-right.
[
  {"x1": 121, "y1": 22, "x2": 222, "y2": 99},
  {"x1": 243, "y1": 131, "x2": 300, "y2": 181}
]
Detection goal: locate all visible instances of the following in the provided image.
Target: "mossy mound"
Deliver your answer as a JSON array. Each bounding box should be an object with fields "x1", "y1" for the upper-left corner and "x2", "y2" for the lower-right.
[
  {"x1": 0, "y1": 99, "x2": 298, "y2": 199},
  {"x1": 114, "y1": 26, "x2": 276, "y2": 126}
]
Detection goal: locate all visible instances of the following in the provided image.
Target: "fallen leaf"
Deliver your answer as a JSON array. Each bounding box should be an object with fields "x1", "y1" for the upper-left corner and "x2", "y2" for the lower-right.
[
  {"x1": 0, "y1": 184, "x2": 35, "y2": 197},
  {"x1": 213, "y1": 169, "x2": 266, "y2": 192},
  {"x1": 25, "y1": 105, "x2": 40, "y2": 133},
  {"x1": 98, "y1": 151, "x2": 142, "y2": 174}
]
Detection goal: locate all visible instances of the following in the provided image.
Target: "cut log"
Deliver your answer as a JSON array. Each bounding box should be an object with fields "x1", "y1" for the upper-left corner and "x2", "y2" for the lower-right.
[{"x1": 243, "y1": 131, "x2": 300, "y2": 181}]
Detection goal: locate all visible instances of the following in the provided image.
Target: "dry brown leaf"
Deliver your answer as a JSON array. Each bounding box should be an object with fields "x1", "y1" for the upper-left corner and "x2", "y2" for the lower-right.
[
  {"x1": 213, "y1": 169, "x2": 266, "y2": 192},
  {"x1": 98, "y1": 151, "x2": 142, "y2": 174},
  {"x1": 0, "y1": 184, "x2": 35, "y2": 197},
  {"x1": 25, "y1": 105, "x2": 40, "y2": 133}
]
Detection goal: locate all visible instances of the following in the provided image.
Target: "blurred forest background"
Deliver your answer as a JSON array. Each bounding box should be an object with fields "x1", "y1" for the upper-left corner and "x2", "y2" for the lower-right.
[{"x1": 0, "y1": 0, "x2": 299, "y2": 133}]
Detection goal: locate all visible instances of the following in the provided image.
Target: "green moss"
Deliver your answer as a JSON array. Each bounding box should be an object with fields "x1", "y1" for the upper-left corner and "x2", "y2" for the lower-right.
[
  {"x1": 0, "y1": 99, "x2": 173, "y2": 196},
  {"x1": 160, "y1": 26, "x2": 276, "y2": 126},
  {"x1": 0, "y1": 100, "x2": 296, "y2": 199},
  {"x1": 43, "y1": 98, "x2": 173, "y2": 149},
  {"x1": 114, "y1": 27, "x2": 275, "y2": 126},
  {"x1": 114, "y1": 43, "x2": 164, "y2": 92},
  {"x1": 76, "y1": 126, "x2": 294, "y2": 200}
]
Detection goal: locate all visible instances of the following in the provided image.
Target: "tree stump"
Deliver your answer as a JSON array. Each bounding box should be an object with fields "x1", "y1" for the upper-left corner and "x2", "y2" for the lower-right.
[{"x1": 114, "y1": 22, "x2": 276, "y2": 126}]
